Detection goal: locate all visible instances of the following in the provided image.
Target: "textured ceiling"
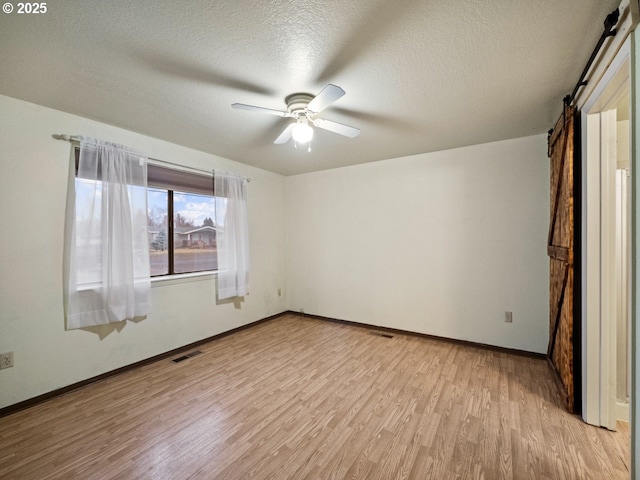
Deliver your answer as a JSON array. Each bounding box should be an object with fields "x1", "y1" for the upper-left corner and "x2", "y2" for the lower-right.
[{"x1": 0, "y1": 0, "x2": 621, "y2": 175}]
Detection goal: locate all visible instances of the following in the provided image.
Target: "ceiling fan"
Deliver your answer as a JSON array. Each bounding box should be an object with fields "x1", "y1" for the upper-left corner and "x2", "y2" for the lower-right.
[{"x1": 232, "y1": 84, "x2": 360, "y2": 149}]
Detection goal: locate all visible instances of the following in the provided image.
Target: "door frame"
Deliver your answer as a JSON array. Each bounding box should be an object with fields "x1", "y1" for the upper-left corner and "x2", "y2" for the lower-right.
[{"x1": 580, "y1": 37, "x2": 631, "y2": 429}]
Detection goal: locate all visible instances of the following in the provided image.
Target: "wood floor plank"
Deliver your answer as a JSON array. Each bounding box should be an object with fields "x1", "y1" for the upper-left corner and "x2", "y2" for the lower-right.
[{"x1": 0, "y1": 314, "x2": 630, "y2": 479}]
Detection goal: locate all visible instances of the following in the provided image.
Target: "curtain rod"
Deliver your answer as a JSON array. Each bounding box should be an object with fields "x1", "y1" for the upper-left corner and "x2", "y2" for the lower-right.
[{"x1": 52, "y1": 134, "x2": 251, "y2": 182}]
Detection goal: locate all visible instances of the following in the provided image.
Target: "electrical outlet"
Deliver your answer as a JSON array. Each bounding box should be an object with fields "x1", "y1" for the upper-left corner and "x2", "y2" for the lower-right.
[
  {"x1": 277, "y1": 288, "x2": 282, "y2": 297},
  {"x1": 0, "y1": 352, "x2": 14, "y2": 369},
  {"x1": 504, "y1": 311, "x2": 513, "y2": 323}
]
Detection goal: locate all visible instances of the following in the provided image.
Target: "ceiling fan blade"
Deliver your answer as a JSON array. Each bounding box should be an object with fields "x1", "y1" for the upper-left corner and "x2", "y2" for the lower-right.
[
  {"x1": 313, "y1": 118, "x2": 360, "y2": 138},
  {"x1": 307, "y1": 84, "x2": 345, "y2": 114},
  {"x1": 274, "y1": 123, "x2": 295, "y2": 144},
  {"x1": 232, "y1": 103, "x2": 291, "y2": 117}
]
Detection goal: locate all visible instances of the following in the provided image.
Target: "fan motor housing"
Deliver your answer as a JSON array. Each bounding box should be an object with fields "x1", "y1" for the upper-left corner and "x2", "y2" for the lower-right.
[{"x1": 285, "y1": 93, "x2": 314, "y2": 116}]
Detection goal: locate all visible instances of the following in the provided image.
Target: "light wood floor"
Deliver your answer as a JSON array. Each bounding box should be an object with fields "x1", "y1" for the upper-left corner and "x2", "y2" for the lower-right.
[{"x1": 0, "y1": 314, "x2": 630, "y2": 479}]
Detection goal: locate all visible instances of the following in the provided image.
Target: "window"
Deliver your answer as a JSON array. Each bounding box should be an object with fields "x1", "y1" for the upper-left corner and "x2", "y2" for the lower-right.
[
  {"x1": 148, "y1": 188, "x2": 219, "y2": 276},
  {"x1": 147, "y1": 164, "x2": 222, "y2": 277},
  {"x1": 75, "y1": 150, "x2": 223, "y2": 278}
]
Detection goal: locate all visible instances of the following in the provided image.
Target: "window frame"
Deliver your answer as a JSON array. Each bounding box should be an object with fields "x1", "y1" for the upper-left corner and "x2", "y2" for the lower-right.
[{"x1": 150, "y1": 187, "x2": 219, "y2": 277}]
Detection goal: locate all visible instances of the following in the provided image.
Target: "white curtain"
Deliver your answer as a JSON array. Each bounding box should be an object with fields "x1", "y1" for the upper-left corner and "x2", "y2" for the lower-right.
[
  {"x1": 215, "y1": 171, "x2": 250, "y2": 299},
  {"x1": 66, "y1": 137, "x2": 151, "y2": 329}
]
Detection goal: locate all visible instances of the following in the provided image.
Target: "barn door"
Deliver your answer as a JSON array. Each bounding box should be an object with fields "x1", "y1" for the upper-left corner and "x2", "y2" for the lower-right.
[{"x1": 547, "y1": 103, "x2": 577, "y2": 413}]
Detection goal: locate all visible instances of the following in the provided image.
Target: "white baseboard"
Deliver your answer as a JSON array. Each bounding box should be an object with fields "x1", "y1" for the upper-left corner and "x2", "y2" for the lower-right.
[{"x1": 616, "y1": 401, "x2": 629, "y2": 423}]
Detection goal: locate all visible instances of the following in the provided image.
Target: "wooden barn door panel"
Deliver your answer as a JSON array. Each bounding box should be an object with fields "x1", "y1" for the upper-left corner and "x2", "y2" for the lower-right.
[{"x1": 547, "y1": 104, "x2": 576, "y2": 412}]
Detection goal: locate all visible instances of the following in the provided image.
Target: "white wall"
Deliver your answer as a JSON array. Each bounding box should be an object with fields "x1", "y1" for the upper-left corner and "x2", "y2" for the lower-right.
[
  {"x1": 0, "y1": 95, "x2": 287, "y2": 409},
  {"x1": 286, "y1": 135, "x2": 550, "y2": 353}
]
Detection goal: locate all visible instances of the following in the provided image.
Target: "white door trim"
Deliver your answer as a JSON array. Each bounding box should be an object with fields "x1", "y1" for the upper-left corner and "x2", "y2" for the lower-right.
[{"x1": 581, "y1": 37, "x2": 631, "y2": 429}]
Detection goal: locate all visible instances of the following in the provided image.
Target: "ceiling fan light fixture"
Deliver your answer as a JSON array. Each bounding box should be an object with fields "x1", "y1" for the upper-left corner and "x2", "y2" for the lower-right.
[
  {"x1": 292, "y1": 119, "x2": 314, "y2": 144},
  {"x1": 232, "y1": 84, "x2": 359, "y2": 147}
]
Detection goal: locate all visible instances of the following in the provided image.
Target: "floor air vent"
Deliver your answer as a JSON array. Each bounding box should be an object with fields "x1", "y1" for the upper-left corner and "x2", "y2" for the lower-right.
[
  {"x1": 172, "y1": 350, "x2": 203, "y2": 363},
  {"x1": 371, "y1": 332, "x2": 394, "y2": 339}
]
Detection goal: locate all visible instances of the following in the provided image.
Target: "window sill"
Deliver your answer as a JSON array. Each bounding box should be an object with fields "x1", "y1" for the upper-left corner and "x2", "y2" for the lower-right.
[
  {"x1": 151, "y1": 270, "x2": 217, "y2": 287},
  {"x1": 74, "y1": 271, "x2": 217, "y2": 292}
]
